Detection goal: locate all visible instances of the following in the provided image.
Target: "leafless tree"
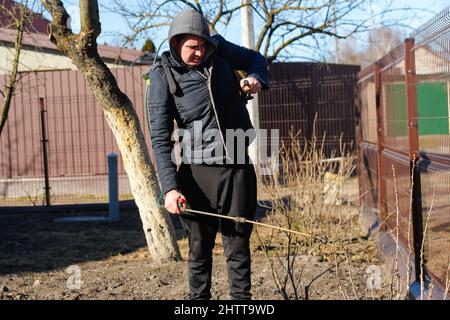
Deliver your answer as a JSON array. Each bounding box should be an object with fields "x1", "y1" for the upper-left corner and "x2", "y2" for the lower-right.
[
  {"x1": 0, "y1": 0, "x2": 35, "y2": 135},
  {"x1": 104, "y1": 0, "x2": 421, "y2": 62},
  {"x1": 335, "y1": 27, "x2": 406, "y2": 67},
  {"x1": 40, "y1": 0, "x2": 181, "y2": 263}
]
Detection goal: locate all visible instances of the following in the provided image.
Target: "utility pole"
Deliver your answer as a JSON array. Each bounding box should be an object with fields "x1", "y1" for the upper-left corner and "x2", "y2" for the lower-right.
[{"x1": 241, "y1": 0, "x2": 260, "y2": 170}]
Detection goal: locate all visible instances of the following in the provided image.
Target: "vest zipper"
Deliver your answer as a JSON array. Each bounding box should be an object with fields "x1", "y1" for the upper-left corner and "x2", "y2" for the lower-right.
[{"x1": 206, "y1": 65, "x2": 231, "y2": 161}]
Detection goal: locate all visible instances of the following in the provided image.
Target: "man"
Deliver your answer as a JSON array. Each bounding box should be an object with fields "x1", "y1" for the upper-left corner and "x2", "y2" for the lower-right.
[{"x1": 147, "y1": 9, "x2": 268, "y2": 300}]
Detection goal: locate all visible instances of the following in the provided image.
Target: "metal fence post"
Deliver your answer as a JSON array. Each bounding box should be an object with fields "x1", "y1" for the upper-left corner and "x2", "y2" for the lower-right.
[
  {"x1": 405, "y1": 38, "x2": 424, "y2": 282},
  {"x1": 355, "y1": 71, "x2": 363, "y2": 207},
  {"x1": 108, "y1": 152, "x2": 120, "y2": 222},
  {"x1": 374, "y1": 63, "x2": 387, "y2": 230},
  {"x1": 39, "y1": 98, "x2": 51, "y2": 207}
]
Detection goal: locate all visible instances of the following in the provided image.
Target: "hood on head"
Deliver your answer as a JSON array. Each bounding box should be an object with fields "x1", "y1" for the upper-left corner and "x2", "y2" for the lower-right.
[{"x1": 168, "y1": 9, "x2": 218, "y2": 65}]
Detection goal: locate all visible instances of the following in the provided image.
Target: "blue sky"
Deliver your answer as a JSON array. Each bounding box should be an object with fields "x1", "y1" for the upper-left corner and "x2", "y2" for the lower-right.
[{"x1": 60, "y1": 0, "x2": 449, "y2": 61}]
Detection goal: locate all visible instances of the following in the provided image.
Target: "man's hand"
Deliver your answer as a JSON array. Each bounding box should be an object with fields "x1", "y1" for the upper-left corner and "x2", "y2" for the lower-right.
[
  {"x1": 165, "y1": 189, "x2": 187, "y2": 215},
  {"x1": 240, "y1": 77, "x2": 262, "y2": 94}
]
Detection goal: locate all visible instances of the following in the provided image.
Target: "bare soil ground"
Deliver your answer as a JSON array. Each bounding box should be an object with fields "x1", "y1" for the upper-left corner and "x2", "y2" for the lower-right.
[{"x1": 0, "y1": 202, "x2": 393, "y2": 300}]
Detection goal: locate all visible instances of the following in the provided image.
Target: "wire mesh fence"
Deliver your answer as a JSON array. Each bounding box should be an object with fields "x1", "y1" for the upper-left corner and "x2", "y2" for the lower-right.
[
  {"x1": 259, "y1": 63, "x2": 359, "y2": 158},
  {"x1": 357, "y1": 6, "x2": 450, "y2": 298},
  {"x1": 0, "y1": 66, "x2": 149, "y2": 206}
]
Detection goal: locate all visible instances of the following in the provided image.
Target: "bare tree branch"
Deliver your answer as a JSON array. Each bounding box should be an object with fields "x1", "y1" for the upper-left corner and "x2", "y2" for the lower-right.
[
  {"x1": 211, "y1": 0, "x2": 224, "y2": 27},
  {"x1": 105, "y1": 0, "x2": 428, "y2": 62},
  {"x1": 80, "y1": 0, "x2": 101, "y2": 39},
  {"x1": 0, "y1": 0, "x2": 29, "y2": 135}
]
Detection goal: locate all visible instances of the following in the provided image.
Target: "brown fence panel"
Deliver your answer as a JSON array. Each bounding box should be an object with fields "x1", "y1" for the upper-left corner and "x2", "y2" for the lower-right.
[
  {"x1": 259, "y1": 63, "x2": 312, "y2": 143},
  {"x1": 0, "y1": 65, "x2": 150, "y2": 205},
  {"x1": 419, "y1": 161, "x2": 450, "y2": 295},
  {"x1": 259, "y1": 63, "x2": 360, "y2": 158},
  {"x1": 358, "y1": 70, "x2": 377, "y2": 144},
  {"x1": 379, "y1": 45, "x2": 409, "y2": 154},
  {"x1": 381, "y1": 150, "x2": 413, "y2": 245},
  {"x1": 357, "y1": 66, "x2": 378, "y2": 210},
  {"x1": 360, "y1": 142, "x2": 379, "y2": 209}
]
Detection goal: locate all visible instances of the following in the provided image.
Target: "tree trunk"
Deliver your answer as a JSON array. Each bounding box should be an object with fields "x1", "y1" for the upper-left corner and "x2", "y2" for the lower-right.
[{"x1": 41, "y1": 0, "x2": 181, "y2": 263}]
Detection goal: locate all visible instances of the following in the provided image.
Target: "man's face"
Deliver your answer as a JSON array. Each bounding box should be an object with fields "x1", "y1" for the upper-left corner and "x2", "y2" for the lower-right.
[{"x1": 177, "y1": 35, "x2": 207, "y2": 67}]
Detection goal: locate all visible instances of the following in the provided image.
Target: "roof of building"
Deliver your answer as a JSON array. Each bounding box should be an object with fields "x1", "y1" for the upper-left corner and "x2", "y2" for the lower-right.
[
  {"x1": 0, "y1": 1, "x2": 147, "y2": 64},
  {"x1": 0, "y1": 27, "x2": 146, "y2": 63},
  {"x1": 0, "y1": 0, "x2": 49, "y2": 33}
]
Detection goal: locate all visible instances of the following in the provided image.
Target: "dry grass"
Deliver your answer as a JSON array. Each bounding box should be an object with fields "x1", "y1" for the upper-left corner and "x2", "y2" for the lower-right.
[
  {"x1": 252, "y1": 132, "x2": 388, "y2": 299},
  {"x1": 253, "y1": 133, "x2": 449, "y2": 300}
]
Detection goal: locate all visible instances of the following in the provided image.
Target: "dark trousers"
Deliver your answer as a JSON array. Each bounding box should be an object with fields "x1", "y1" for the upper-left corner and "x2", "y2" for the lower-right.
[{"x1": 178, "y1": 163, "x2": 257, "y2": 300}]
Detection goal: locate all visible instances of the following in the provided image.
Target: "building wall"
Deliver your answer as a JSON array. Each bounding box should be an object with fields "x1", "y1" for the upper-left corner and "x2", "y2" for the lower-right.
[
  {"x1": 0, "y1": 45, "x2": 76, "y2": 74},
  {"x1": 0, "y1": 44, "x2": 136, "y2": 75}
]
